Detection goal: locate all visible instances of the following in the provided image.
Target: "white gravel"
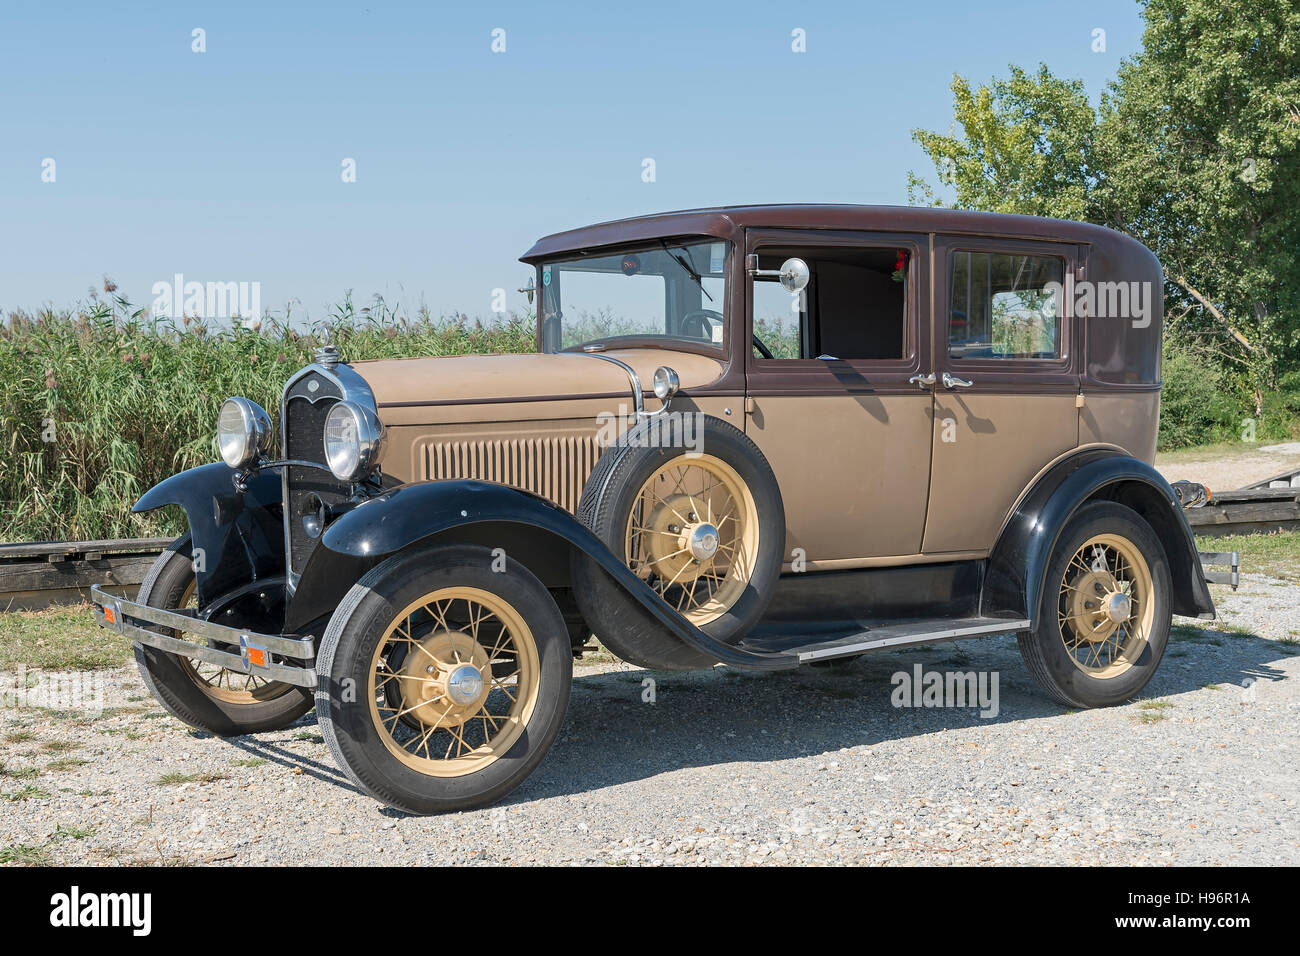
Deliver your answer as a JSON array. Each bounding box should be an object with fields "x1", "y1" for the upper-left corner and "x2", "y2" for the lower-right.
[{"x1": 2, "y1": 577, "x2": 1297, "y2": 866}]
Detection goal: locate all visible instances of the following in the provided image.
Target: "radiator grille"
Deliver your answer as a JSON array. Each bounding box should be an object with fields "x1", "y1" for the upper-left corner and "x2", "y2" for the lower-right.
[
  {"x1": 283, "y1": 374, "x2": 350, "y2": 578},
  {"x1": 422, "y1": 435, "x2": 601, "y2": 513}
]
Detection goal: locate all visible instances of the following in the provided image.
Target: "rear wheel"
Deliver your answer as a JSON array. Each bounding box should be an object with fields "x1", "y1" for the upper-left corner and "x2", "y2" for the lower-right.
[
  {"x1": 1018, "y1": 501, "x2": 1172, "y2": 708},
  {"x1": 132, "y1": 536, "x2": 314, "y2": 735},
  {"x1": 315, "y1": 544, "x2": 572, "y2": 814}
]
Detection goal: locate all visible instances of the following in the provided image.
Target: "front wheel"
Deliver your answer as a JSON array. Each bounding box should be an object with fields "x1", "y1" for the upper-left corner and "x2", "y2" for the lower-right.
[
  {"x1": 1018, "y1": 501, "x2": 1172, "y2": 708},
  {"x1": 132, "y1": 535, "x2": 315, "y2": 735},
  {"x1": 315, "y1": 544, "x2": 572, "y2": 814}
]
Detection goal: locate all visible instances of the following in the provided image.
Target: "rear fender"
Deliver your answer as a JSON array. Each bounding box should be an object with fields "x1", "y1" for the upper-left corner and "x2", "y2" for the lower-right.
[{"x1": 983, "y1": 449, "x2": 1215, "y2": 623}]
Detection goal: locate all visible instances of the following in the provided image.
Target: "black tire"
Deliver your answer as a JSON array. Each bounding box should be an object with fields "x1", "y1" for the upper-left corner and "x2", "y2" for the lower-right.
[
  {"x1": 132, "y1": 536, "x2": 315, "y2": 736},
  {"x1": 1018, "y1": 501, "x2": 1173, "y2": 708},
  {"x1": 315, "y1": 544, "x2": 572, "y2": 814},
  {"x1": 571, "y1": 414, "x2": 785, "y2": 670}
]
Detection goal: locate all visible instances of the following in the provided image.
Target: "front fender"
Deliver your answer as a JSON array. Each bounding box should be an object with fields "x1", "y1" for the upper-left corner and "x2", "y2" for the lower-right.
[
  {"x1": 984, "y1": 449, "x2": 1215, "y2": 624},
  {"x1": 133, "y1": 462, "x2": 285, "y2": 606},
  {"x1": 287, "y1": 479, "x2": 794, "y2": 669}
]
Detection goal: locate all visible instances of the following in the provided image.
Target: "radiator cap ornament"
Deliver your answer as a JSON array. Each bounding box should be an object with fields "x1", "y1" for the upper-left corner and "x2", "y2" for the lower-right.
[{"x1": 314, "y1": 331, "x2": 341, "y2": 370}]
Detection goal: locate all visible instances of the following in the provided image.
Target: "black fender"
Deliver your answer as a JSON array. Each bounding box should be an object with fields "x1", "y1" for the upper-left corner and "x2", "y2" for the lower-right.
[
  {"x1": 132, "y1": 462, "x2": 285, "y2": 607},
  {"x1": 286, "y1": 479, "x2": 796, "y2": 670},
  {"x1": 983, "y1": 449, "x2": 1215, "y2": 624}
]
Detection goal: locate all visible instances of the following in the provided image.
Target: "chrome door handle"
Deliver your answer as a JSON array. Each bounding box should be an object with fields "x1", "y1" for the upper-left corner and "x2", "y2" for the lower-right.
[
  {"x1": 908, "y1": 372, "x2": 936, "y2": 389},
  {"x1": 942, "y1": 372, "x2": 974, "y2": 389}
]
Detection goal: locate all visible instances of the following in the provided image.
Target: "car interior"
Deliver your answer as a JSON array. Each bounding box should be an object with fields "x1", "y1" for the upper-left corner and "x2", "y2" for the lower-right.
[{"x1": 752, "y1": 246, "x2": 908, "y2": 361}]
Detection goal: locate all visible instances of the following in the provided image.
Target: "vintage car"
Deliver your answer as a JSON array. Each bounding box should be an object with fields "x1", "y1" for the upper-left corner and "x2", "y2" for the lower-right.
[{"x1": 92, "y1": 205, "x2": 1225, "y2": 814}]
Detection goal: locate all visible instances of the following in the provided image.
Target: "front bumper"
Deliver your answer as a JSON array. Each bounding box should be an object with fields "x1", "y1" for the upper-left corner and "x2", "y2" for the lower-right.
[{"x1": 89, "y1": 584, "x2": 318, "y2": 689}]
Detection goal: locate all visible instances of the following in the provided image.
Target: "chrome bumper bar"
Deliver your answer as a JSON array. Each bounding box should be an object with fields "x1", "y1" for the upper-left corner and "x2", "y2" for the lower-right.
[
  {"x1": 89, "y1": 584, "x2": 318, "y2": 688},
  {"x1": 1199, "y1": 550, "x2": 1240, "y2": 589}
]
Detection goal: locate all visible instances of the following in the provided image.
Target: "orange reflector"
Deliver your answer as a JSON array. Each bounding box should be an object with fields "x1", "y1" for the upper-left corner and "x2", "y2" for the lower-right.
[
  {"x1": 246, "y1": 647, "x2": 267, "y2": 668},
  {"x1": 103, "y1": 607, "x2": 116, "y2": 624}
]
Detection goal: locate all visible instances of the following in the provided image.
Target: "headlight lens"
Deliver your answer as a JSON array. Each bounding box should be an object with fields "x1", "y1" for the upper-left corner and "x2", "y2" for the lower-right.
[
  {"x1": 323, "y1": 401, "x2": 386, "y2": 482},
  {"x1": 216, "y1": 397, "x2": 272, "y2": 469}
]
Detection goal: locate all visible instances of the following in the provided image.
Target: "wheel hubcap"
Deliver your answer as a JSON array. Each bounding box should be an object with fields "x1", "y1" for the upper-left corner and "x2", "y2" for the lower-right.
[
  {"x1": 395, "y1": 631, "x2": 492, "y2": 728},
  {"x1": 625, "y1": 454, "x2": 760, "y2": 626},
  {"x1": 687, "y1": 522, "x2": 720, "y2": 561},
  {"x1": 369, "y1": 587, "x2": 540, "y2": 778},
  {"x1": 1058, "y1": 535, "x2": 1153, "y2": 677}
]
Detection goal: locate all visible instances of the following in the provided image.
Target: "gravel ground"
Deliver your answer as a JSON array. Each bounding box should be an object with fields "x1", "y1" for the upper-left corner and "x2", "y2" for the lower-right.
[{"x1": 1, "y1": 577, "x2": 1296, "y2": 867}]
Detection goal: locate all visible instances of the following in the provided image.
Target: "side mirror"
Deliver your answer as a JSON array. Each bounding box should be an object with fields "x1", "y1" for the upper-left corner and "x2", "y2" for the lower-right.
[
  {"x1": 518, "y1": 276, "x2": 536, "y2": 305},
  {"x1": 778, "y1": 258, "x2": 810, "y2": 293},
  {"x1": 746, "y1": 254, "x2": 811, "y2": 293},
  {"x1": 653, "y1": 366, "x2": 680, "y2": 402}
]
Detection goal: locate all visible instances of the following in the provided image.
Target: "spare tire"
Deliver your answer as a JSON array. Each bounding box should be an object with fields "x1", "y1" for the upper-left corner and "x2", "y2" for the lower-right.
[{"x1": 572, "y1": 413, "x2": 785, "y2": 669}]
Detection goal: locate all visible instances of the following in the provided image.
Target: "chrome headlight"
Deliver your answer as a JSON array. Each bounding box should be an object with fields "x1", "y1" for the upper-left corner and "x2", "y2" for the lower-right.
[
  {"x1": 323, "y1": 401, "x2": 386, "y2": 482},
  {"x1": 217, "y1": 397, "x2": 273, "y2": 469},
  {"x1": 653, "y1": 365, "x2": 680, "y2": 401}
]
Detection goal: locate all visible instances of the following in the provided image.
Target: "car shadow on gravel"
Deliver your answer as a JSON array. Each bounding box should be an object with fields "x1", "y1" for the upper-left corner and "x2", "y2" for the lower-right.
[
  {"x1": 503, "y1": 627, "x2": 1296, "y2": 804},
  {"x1": 222, "y1": 732, "x2": 360, "y2": 792}
]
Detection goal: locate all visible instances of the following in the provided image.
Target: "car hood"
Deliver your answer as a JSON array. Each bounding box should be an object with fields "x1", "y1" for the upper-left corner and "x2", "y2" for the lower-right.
[{"x1": 350, "y1": 349, "x2": 727, "y2": 424}]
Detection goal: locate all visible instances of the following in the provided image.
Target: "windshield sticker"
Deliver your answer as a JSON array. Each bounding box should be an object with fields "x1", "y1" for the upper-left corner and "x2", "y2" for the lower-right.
[
  {"x1": 621, "y1": 254, "x2": 640, "y2": 276},
  {"x1": 542, "y1": 266, "x2": 551, "y2": 287}
]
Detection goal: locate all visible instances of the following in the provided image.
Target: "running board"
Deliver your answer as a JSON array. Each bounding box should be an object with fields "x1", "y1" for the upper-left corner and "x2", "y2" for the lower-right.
[{"x1": 738, "y1": 616, "x2": 1031, "y2": 664}]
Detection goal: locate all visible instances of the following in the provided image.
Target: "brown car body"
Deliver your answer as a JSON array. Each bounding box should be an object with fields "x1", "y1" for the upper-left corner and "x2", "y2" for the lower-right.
[{"x1": 359, "y1": 204, "x2": 1163, "y2": 571}]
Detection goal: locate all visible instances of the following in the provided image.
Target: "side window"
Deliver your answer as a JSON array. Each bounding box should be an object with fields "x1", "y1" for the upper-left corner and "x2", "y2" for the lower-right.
[
  {"x1": 948, "y1": 251, "x2": 1064, "y2": 360},
  {"x1": 752, "y1": 246, "x2": 910, "y2": 361}
]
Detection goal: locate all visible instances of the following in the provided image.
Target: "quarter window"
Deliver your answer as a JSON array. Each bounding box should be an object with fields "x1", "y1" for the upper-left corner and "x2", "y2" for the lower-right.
[{"x1": 948, "y1": 251, "x2": 1063, "y2": 360}]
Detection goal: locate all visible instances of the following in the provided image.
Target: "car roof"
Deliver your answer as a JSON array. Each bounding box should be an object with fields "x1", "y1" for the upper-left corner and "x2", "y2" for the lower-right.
[{"x1": 519, "y1": 204, "x2": 1136, "y2": 262}]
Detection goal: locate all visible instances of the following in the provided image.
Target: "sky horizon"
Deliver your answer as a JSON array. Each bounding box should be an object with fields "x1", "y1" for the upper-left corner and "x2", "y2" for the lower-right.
[{"x1": 1, "y1": 0, "x2": 1146, "y2": 323}]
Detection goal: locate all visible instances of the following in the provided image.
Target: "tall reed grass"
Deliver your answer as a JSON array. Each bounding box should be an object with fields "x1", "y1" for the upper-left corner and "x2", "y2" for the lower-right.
[{"x1": 1, "y1": 294, "x2": 535, "y2": 542}]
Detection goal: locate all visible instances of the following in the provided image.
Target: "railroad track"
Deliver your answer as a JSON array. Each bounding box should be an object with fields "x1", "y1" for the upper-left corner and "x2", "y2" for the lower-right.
[
  {"x1": 0, "y1": 468, "x2": 1296, "y2": 609},
  {"x1": 0, "y1": 538, "x2": 172, "y2": 611},
  {"x1": 1185, "y1": 466, "x2": 1300, "y2": 537}
]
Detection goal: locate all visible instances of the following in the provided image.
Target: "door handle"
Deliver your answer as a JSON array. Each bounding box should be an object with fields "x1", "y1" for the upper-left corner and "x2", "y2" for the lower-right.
[
  {"x1": 942, "y1": 372, "x2": 974, "y2": 389},
  {"x1": 908, "y1": 372, "x2": 936, "y2": 390}
]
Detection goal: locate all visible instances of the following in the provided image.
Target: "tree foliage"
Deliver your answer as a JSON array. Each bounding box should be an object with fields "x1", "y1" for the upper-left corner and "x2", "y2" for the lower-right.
[{"x1": 911, "y1": 0, "x2": 1300, "y2": 416}]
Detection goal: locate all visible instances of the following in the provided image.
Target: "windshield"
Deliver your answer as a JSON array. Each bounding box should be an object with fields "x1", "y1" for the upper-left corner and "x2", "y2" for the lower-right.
[{"x1": 538, "y1": 239, "x2": 729, "y2": 353}]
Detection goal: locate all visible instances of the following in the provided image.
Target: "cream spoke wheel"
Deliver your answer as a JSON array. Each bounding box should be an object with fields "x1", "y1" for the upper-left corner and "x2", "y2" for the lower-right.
[
  {"x1": 367, "y1": 586, "x2": 541, "y2": 778},
  {"x1": 1056, "y1": 533, "x2": 1154, "y2": 679},
  {"x1": 170, "y1": 579, "x2": 294, "y2": 705},
  {"x1": 623, "y1": 453, "x2": 760, "y2": 626}
]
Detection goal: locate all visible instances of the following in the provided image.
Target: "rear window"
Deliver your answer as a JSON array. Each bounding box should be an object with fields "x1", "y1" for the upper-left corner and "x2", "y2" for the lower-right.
[{"x1": 949, "y1": 251, "x2": 1064, "y2": 360}]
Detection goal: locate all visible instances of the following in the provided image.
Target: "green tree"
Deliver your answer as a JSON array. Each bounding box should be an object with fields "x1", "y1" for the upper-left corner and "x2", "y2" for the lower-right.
[
  {"x1": 909, "y1": 64, "x2": 1101, "y2": 221},
  {"x1": 911, "y1": 0, "x2": 1300, "y2": 413}
]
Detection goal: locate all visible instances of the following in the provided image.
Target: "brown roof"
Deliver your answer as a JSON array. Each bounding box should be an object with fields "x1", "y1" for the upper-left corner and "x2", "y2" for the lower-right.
[{"x1": 519, "y1": 204, "x2": 1139, "y2": 262}]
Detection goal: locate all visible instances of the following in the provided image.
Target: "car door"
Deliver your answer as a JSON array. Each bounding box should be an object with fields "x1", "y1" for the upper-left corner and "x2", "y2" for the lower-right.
[
  {"x1": 921, "y1": 236, "x2": 1082, "y2": 555},
  {"x1": 742, "y1": 228, "x2": 934, "y2": 568}
]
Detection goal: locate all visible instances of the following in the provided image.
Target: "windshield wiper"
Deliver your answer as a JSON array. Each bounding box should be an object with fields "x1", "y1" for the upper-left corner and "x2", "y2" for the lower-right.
[{"x1": 660, "y1": 240, "x2": 713, "y2": 303}]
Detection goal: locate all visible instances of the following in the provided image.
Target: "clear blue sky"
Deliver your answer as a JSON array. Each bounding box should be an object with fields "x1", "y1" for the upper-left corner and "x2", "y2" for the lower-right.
[{"x1": 0, "y1": 0, "x2": 1146, "y2": 322}]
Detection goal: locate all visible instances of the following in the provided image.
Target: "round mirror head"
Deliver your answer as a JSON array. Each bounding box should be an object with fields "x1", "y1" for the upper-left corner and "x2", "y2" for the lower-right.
[
  {"x1": 653, "y1": 365, "x2": 680, "y2": 402},
  {"x1": 779, "y1": 257, "x2": 810, "y2": 293}
]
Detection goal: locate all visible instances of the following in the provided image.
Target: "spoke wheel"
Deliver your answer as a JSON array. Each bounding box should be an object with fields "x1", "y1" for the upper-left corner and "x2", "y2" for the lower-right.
[
  {"x1": 1057, "y1": 534, "x2": 1154, "y2": 679},
  {"x1": 171, "y1": 580, "x2": 294, "y2": 704},
  {"x1": 624, "y1": 454, "x2": 760, "y2": 626},
  {"x1": 572, "y1": 414, "x2": 785, "y2": 669},
  {"x1": 316, "y1": 544, "x2": 572, "y2": 814},
  {"x1": 367, "y1": 587, "x2": 540, "y2": 778},
  {"x1": 1017, "y1": 501, "x2": 1172, "y2": 710},
  {"x1": 132, "y1": 535, "x2": 314, "y2": 736}
]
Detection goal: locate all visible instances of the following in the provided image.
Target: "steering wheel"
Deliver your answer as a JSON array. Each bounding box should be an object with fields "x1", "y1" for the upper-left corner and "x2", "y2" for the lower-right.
[
  {"x1": 752, "y1": 335, "x2": 774, "y2": 360},
  {"x1": 679, "y1": 309, "x2": 724, "y2": 342}
]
